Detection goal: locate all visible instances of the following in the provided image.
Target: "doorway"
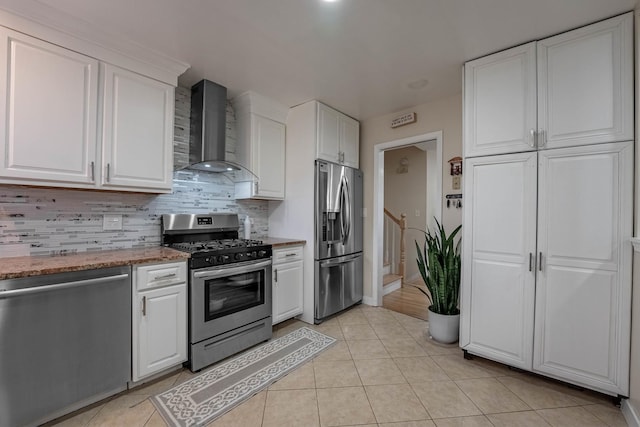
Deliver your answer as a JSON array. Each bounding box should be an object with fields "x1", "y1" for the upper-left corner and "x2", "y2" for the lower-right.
[{"x1": 372, "y1": 131, "x2": 443, "y2": 314}]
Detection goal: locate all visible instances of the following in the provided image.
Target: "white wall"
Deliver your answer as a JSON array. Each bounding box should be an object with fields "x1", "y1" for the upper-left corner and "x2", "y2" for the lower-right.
[
  {"x1": 628, "y1": 255, "x2": 640, "y2": 421},
  {"x1": 360, "y1": 93, "x2": 463, "y2": 299}
]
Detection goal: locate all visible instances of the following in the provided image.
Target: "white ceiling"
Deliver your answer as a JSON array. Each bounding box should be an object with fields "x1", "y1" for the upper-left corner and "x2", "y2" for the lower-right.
[{"x1": 1, "y1": 0, "x2": 635, "y2": 119}]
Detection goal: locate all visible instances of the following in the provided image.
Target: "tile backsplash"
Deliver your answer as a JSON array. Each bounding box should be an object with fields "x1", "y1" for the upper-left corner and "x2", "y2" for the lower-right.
[{"x1": 0, "y1": 86, "x2": 269, "y2": 258}]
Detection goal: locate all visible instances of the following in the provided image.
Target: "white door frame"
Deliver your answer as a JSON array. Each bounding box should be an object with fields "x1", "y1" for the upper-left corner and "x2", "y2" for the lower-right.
[{"x1": 372, "y1": 130, "x2": 443, "y2": 306}]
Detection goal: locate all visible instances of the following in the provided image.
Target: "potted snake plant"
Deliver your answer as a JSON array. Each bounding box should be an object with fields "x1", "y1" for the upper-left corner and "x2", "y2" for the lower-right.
[{"x1": 413, "y1": 219, "x2": 462, "y2": 344}]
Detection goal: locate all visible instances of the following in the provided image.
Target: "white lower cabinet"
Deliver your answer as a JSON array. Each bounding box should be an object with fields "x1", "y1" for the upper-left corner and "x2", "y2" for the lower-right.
[
  {"x1": 461, "y1": 141, "x2": 633, "y2": 396},
  {"x1": 461, "y1": 152, "x2": 538, "y2": 370},
  {"x1": 133, "y1": 261, "x2": 187, "y2": 382},
  {"x1": 272, "y1": 245, "x2": 304, "y2": 325}
]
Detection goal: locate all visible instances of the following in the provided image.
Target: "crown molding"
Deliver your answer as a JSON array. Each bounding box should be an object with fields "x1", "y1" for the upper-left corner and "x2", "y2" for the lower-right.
[{"x1": 0, "y1": 1, "x2": 189, "y2": 85}]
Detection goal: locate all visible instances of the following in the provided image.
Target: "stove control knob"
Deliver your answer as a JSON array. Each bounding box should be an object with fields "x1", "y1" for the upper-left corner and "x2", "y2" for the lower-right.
[
  {"x1": 216, "y1": 255, "x2": 224, "y2": 263},
  {"x1": 205, "y1": 257, "x2": 212, "y2": 264},
  {"x1": 251, "y1": 251, "x2": 257, "y2": 258},
  {"x1": 235, "y1": 253, "x2": 244, "y2": 260},
  {"x1": 258, "y1": 250, "x2": 267, "y2": 257},
  {"x1": 223, "y1": 255, "x2": 230, "y2": 262}
]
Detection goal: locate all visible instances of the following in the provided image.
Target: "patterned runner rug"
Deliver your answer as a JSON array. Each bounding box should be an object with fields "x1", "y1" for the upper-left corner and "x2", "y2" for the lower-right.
[{"x1": 152, "y1": 327, "x2": 335, "y2": 427}]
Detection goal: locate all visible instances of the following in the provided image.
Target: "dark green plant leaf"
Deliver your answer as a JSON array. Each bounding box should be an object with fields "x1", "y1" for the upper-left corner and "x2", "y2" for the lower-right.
[{"x1": 411, "y1": 219, "x2": 461, "y2": 316}]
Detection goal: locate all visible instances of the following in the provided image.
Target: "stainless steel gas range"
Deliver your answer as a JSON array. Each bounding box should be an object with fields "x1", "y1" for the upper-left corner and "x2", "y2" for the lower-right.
[{"x1": 161, "y1": 213, "x2": 272, "y2": 372}]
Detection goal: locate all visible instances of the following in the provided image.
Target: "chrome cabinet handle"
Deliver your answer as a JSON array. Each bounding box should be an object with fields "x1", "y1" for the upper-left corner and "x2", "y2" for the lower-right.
[
  {"x1": 538, "y1": 252, "x2": 543, "y2": 272},
  {"x1": 154, "y1": 272, "x2": 177, "y2": 280},
  {"x1": 90, "y1": 161, "x2": 95, "y2": 181},
  {"x1": 106, "y1": 163, "x2": 111, "y2": 182},
  {"x1": 538, "y1": 130, "x2": 546, "y2": 148},
  {"x1": 142, "y1": 295, "x2": 146, "y2": 316},
  {"x1": 274, "y1": 269, "x2": 278, "y2": 282},
  {"x1": 285, "y1": 253, "x2": 296, "y2": 257},
  {"x1": 529, "y1": 129, "x2": 536, "y2": 148},
  {"x1": 529, "y1": 253, "x2": 533, "y2": 272}
]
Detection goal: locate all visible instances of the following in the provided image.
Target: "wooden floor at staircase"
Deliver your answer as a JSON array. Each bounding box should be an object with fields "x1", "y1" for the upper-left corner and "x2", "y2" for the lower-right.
[{"x1": 383, "y1": 279, "x2": 430, "y2": 321}]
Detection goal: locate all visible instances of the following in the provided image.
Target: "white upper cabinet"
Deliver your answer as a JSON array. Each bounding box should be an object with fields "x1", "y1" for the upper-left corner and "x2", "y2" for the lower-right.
[
  {"x1": 101, "y1": 64, "x2": 174, "y2": 192},
  {"x1": 339, "y1": 114, "x2": 360, "y2": 168},
  {"x1": 464, "y1": 42, "x2": 537, "y2": 157},
  {"x1": 316, "y1": 102, "x2": 359, "y2": 168},
  {"x1": 234, "y1": 91, "x2": 287, "y2": 200},
  {"x1": 0, "y1": 27, "x2": 99, "y2": 185},
  {"x1": 250, "y1": 115, "x2": 285, "y2": 198},
  {"x1": 317, "y1": 103, "x2": 340, "y2": 163},
  {"x1": 0, "y1": 15, "x2": 187, "y2": 193},
  {"x1": 464, "y1": 13, "x2": 633, "y2": 157},
  {"x1": 538, "y1": 14, "x2": 633, "y2": 149}
]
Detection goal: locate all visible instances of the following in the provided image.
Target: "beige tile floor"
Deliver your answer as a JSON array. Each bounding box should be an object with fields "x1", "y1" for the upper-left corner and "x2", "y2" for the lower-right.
[{"x1": 49, "y1": 305, "x2": 628, "y2": 427}]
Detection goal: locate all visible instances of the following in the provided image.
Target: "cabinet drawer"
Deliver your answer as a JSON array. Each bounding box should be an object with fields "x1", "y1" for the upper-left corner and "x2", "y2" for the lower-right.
[
  {"x1": 273, "y1": 245, "x2": 303, "y2": 264},
  {"x1": 135, "y1": 261, "x2": 186, "y2": 290}
]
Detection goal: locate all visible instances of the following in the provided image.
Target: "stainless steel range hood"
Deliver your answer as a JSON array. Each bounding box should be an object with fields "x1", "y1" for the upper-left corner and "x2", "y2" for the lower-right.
[{"x1": 187, "y1": 79, "x2": 255, "y2": 182}]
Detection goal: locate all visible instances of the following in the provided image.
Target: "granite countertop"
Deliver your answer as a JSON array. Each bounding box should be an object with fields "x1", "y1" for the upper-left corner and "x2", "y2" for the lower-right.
[
  {"x1": 264, "y1": 237, "x2": 307, "y2": 248},
  {"x1": 0, "y1": 247, "x2": 190, "y2": 280}
]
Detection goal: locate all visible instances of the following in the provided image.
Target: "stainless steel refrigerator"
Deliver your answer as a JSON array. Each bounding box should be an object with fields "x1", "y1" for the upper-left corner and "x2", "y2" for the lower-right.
[{"x1": 314, "y1": 159, "x2": 363, "y2": 323}]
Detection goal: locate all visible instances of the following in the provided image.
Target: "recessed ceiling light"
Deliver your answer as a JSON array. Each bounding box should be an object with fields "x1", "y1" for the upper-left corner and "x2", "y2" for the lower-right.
[
  {"x1": 406, "y1": 78, "x2": 429, "y2": 90},
  {"x1": 322, "y1": 0, "x2": 340, "y2": 3}
]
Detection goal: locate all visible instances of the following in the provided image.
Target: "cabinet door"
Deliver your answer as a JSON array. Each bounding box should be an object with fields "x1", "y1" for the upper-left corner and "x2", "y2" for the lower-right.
[
  {"x1": 340, "y1": 116, "x2": 359, "y2": 168},
  {"x1": 460, "y1": 152, "x2": 537, "y2": 370},
  {"x1": 534, "y1": 142, "x2": 632, "y2": 395},
  {"x1": 316, "y1": 103, "x2": 340, "y2": 163},
  {"x1": 273, "y1": 261, "x2": 304, "y2": 324},
  {"x1": 101, "y1": 64, "x2": 174, "y2": 192},
  {"x1": 134, "y1": 284, "x2": 187, "y2": 381},
  {"x1": 537, "y1": 13, "x2": 633, "y2": 149},
  {"x1": 253, "y1": 115, "x2": 285, "y2": 199},
  {"x1": 0, "y1": 27, "x2": 98, "y2": 185},
  {"x1": 464, "y1": 42, "x2": 537, "y2": 157}
]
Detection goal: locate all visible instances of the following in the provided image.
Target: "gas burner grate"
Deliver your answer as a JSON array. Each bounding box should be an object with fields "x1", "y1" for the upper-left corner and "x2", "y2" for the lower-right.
[{"x1": 170, "y1": 239, "x2": 264, "y2": 254}]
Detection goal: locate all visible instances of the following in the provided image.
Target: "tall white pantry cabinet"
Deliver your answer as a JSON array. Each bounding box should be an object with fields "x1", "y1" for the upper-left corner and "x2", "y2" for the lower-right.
[{"x1": 461, "y1": 12, "x2": 633, "y2": 397}]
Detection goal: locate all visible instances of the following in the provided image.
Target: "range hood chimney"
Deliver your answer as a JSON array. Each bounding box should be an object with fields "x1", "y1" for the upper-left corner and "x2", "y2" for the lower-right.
[{"x1": 187, "y1": 79, "x2": 255, "y2": 181}]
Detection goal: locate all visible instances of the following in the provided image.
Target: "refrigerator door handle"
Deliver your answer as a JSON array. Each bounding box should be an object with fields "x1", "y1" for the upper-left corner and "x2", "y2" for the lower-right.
[
  {"x1": 320, "y1": 254, "x2": 360, "y2": 267},
  {"x1": 341, "y1": 175, "x2": 351, "y2": 244}
]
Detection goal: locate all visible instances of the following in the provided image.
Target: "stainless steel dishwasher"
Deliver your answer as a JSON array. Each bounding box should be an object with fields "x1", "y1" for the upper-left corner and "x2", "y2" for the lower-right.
[{"x1": 0, "y1": 266, "x2": 131, "y2": 427}]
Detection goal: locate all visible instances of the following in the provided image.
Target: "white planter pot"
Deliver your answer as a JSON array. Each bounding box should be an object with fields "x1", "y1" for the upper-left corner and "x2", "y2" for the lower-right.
[{"x1": 428, "y1": 307, "x2": 460, "y2": 344}]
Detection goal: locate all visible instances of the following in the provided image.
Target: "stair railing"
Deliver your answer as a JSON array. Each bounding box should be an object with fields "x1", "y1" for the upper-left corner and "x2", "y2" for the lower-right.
[{"x1": 383, "y1": 208, "x2": 407, "y2": 284}]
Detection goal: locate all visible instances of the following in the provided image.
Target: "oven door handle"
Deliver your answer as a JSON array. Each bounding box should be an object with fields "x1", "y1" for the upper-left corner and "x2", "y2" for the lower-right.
[{"x1": 193, "y1": 259, "x2": 272, "y2": 280}]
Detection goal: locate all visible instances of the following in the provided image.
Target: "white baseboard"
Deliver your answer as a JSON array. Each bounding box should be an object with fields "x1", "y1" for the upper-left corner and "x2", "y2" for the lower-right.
[
  {"x1": 622, "y1": 399, "x2": 640, "y2": 427},
  {"x1": 362, "y1": 295, "x2": 378, "y2": 306},
  {"x1": 383, "y1": 280, "x2": 401, "y2": 295}
]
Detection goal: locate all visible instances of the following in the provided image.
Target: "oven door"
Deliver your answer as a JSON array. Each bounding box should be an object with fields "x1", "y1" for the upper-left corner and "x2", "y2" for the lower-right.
[{"x1": 190, "y1": 259, "x2": 272, "y2": 344}]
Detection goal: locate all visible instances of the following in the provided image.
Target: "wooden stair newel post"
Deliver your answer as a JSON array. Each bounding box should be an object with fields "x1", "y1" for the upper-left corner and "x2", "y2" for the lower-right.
[{"x1": 383, "y1": 208, "x2": 407, "y2": 285}]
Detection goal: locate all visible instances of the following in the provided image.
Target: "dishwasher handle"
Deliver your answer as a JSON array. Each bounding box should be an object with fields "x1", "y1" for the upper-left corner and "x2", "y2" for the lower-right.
[{"x1": 0, "y1": 273, "x2": 130, "y2": 300}]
